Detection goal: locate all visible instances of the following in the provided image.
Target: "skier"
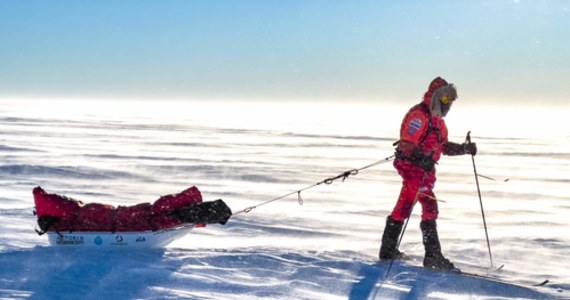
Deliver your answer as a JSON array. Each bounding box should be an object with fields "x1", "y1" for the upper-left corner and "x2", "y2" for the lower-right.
[{"x1": 379, "y1": 76, "x2": 477, "y2": 270}]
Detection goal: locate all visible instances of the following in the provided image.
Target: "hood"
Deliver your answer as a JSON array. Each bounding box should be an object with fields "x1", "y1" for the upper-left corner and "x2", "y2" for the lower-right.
[
  {"x1": 422, "y1": 76, "x2": 457, "y2": 117},
  {"x1": 422, "y1": 77, "x2": 449, "y2": 106}
]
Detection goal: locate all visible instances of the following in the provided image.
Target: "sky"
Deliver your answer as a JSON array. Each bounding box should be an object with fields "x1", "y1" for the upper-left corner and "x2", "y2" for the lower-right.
[{"x1": 0, "y1": 1, "x2": 569, "y2": 105}]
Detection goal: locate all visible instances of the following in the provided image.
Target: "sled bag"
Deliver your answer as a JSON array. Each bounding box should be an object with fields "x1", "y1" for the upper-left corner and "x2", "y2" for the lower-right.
[
  {"x1": 33, "y1": 186, "x2": 83, "y2": 231},
  {"x1": 171, "y1": 199, "x2": 232, "y2": 225},
  {"x1": 73, "y1": 203, "x2": 115, "y2": 231},
  {"x1": 150, "y1": 186, "x2": 203, "y2": 229},
  {"x1": 114, "y1": 203, "x2": 153, "y2": 231}
]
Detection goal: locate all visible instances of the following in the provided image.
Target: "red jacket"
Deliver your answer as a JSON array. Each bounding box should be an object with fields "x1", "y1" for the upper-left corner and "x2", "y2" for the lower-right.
[{"x1": 397, "y1": 77, "x2": 451, "y2": 162}]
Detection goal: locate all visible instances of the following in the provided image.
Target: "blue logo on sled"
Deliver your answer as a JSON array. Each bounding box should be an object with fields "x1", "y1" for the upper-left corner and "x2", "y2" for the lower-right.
[{"x1": 94, "y1": 236, "x2": 103, "y2": 246}]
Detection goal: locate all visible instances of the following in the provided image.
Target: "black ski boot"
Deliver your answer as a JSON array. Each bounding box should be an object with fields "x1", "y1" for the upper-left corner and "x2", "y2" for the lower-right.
[
  {"x1": 421, "y1": 219, "x2": 456, "y2": 270},
  {"x1": 379, "y1": 216, "x2": 406, "y2": 261}
]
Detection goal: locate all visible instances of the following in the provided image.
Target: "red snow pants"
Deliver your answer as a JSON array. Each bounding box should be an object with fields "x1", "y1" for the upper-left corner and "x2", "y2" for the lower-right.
[{"x1": 390, "y1": 159, "x2": 439, "y2": 222}]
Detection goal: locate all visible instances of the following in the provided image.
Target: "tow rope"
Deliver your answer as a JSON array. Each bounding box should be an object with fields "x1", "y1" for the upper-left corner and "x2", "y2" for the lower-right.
[{"x1": 232, "y1": 155, "x2": 395, "y2": 216}]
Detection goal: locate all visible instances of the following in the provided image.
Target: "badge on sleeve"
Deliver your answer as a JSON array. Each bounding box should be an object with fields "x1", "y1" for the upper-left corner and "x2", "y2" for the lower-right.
[
  {"x1": 401, "y1": 109, "x2": 428, "y2": 144},
  {"x1": 409, "y1": 119, "x2": 422, "y2": 135}
]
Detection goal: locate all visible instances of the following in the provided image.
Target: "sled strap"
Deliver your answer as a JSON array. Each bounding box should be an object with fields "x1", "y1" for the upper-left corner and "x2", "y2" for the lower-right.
[{"x1": 233, "y1": 155, "x2": 396, "y2": 215}]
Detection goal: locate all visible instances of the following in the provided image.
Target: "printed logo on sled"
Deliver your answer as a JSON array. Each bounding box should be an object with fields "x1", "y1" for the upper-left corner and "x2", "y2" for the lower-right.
[
  {"x1": 56, "y1": 235, "x2": 84, "y2": 245},
  {"x1": 111, "y1": 235, "x2": 128, "y2": 246}
]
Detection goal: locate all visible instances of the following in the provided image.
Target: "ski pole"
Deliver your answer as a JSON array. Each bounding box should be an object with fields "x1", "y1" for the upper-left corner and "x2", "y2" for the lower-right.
[{"x1": 466, "y1": 131, "x2": 494, "y2": 268}]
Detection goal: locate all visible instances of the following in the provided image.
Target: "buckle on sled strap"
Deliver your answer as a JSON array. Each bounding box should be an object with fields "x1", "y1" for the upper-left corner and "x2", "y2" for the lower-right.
[{"x1": 35, "y1": 216, "x2": 60, "y2": 235}]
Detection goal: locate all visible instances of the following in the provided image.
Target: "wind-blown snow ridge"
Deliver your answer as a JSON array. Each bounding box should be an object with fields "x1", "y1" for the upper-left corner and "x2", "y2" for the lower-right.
[{"x1": 0, "y1": 247, "x2": 555, "y2": 300}]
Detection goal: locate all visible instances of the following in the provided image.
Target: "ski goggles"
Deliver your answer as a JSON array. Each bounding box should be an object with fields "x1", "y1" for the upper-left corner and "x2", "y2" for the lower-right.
[{"x1": 441, "y1": 95, "x2": 455, "y2": 105}]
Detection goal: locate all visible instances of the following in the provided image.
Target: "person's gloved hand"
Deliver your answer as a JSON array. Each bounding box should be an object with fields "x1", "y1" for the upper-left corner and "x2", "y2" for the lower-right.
[{"x1": 463, "y1": 142, "x2": 477, "y2": 156}]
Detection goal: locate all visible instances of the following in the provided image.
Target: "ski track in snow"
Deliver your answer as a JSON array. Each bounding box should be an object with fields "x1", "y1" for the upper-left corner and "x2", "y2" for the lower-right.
[{"x1": 0, "y1": 100, "x2": 568, "y2": 299}]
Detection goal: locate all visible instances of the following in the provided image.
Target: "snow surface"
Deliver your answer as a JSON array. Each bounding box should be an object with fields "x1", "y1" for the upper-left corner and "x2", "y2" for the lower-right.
[{"x1": 0, "y1": 99, "x2": 568, "y2": 299}]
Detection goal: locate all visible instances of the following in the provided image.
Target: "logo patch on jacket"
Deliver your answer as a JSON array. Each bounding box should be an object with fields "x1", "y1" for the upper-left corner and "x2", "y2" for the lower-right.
[{"x1": 409, "y1": 119, "x2": 422, "y2": 135}]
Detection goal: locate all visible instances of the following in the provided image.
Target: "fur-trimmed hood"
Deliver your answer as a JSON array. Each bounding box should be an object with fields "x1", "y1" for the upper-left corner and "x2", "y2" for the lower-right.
[
  {"x1": 423, "y1": 76, "x2": 457, "y2": 117},
  {"x1": 423, "y1": 77, "x2": 449, "y2": 106}
]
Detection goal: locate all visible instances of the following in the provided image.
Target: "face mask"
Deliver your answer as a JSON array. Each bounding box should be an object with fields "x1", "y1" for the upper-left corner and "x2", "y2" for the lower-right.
[
  {"x1": 430, "y1": 86, "x2": 457, "y2": 117},
  {"x1": 440, "y1": 96, "x2": 453, "y2": 116}
]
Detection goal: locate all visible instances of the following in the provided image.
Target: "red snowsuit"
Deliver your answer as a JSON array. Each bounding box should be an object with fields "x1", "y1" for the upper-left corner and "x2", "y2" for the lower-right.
[{"x1": 390, "y1": 78, "x2": 450, "y2": 222}]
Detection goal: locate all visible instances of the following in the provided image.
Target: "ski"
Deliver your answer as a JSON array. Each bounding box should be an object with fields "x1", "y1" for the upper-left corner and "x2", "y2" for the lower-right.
[
  {"x1": 458, "y1": 270, "x2": 549, "y2": 288},
  {"x1": 419, "y1": 263, "x2": 549, "y2": 289},
  {"x1": 457, "y1": 263, "x2": 504, "y2": 276},
  {"x1": 382, "y1": 259, "x2": 549, "y2": 289}
]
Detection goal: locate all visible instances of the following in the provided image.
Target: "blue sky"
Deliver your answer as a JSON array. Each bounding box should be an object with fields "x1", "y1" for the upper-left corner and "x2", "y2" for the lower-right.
[{"x1": 0, "y1": 1, "x2": 569, "y2": 105}]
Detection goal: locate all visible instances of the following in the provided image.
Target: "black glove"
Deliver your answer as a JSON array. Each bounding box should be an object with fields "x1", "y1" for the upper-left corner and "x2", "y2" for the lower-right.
[
  {"x1": 412, "y1": 151, "x2": 435, "y2": 172},
  {"x1": 464, "y1": 142, "x2": 477, "y2": 156}
]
